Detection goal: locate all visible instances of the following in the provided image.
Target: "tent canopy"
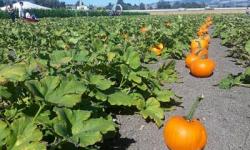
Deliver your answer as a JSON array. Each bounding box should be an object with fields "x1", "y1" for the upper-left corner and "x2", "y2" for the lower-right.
[{"x1": 1, "y1": 1, "x2": 50, "y2": 11}]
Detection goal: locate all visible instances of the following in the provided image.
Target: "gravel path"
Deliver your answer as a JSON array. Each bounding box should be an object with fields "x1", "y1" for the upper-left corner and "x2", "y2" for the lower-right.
[{"x1": 104, "y1": 30, "x2": 250, "y2": 150}]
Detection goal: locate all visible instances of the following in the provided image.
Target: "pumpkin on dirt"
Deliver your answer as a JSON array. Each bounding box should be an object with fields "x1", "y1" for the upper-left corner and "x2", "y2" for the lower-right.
[
  {"x1": 200, "y1": 34, "x2": 211, "y2": 44},
  {"x1": 190, "y1": 39, "x2": 209, "y2": 52},
  {"x1": 190, "y1": 58, "x2": 216, "y2": 77},
  {"x1": 185, "y1": 53, "x2": 200, "y2": 68},
  {"x1": 185, "y1": 49, "x2": 208, "y2": 68},
  {"x1": 163, "y1": 96, "x2": 207, "y2": 150}
]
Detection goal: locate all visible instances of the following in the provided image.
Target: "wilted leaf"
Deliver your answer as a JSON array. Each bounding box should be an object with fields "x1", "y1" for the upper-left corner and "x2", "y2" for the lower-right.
[
  {"x1": 6, "y1": 117, "x2": 46, "y2": 150},
  {"x1": 0, "y1": 63, "x2": 28, "y2": 82}
]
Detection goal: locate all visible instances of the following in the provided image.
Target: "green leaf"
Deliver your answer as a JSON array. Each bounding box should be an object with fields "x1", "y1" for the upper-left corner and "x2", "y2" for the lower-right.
[
  {"x1": 219, "y1": 74, "x2": 236, "y2": 89},
  {"x1": 73, "y1": 50, "x2": 89, "y2": 62},
  {"x1": 53, "y1": 108, "x2": 115, "y2": 147},
  {"x1": 157, "y1": 60, "x2": 178, "y2": 83},
  {"x1": 53, "y1": 108, "x2": 91, "y2": 137},
  {"x1": 155, "y1": 89, "x2": 174, "y2": 102},
  {"x1": 120, "y1": 64, "x2": 130, "y2": 77},
  {"x1": 140, "y1": 98, "x2": 164, "y2": 127},
  {"x1": 245, "y1": 40, "x2": 250, "y2": 54},
  {"x1": 123, "y1": 47, "x2": 140, "y2": 69},
  {"x1": 25, "y1": 76, "x2": 86, "y2": 107},
  {"x1": 107, "y1": 52, "x2": 116, "y2": 62},
  {"x1": 128, "y1": 72, "x2": 142, "y2": 84},
  {"x1": 0, "y1": 120, "x2": 10, "y2": 147},
  {"x1": 6, "y1": 117, "x2": 46, "y2": 150},
  {"x1": 50, "y1": 50, "x2": 73, "y2": 68},
  {"x1": 0, "y1": 86, "x2": 11, "y2": 98},
  {"x1": 108, "y1": 92, "x2": 136, "y2": 106},
  {"x1": 89, "y1": 75, "x2": 114, "y2": 91},
  {"x1": 0, "y1": 63, "x2": 28, "y2": 82}
]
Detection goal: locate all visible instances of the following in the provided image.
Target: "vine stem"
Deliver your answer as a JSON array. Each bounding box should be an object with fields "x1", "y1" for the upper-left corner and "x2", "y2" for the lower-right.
[
  {"x1": 185, "y1": 95, "x2": 204, "y2": 121},
  {"x1": 32, "y1": 104, "x2": 45, "y2": 122},
  {"x1": 236, "y1": 83, "x2": 250, "y2": 88}
]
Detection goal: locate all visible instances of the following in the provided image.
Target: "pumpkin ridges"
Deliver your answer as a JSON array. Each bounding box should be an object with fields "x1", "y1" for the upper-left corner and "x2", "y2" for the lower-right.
[
  {"x1": 163, "y1": 96, "x2": 207, "y2": 150},
  {"x1": 190, "y1": 58, "x2": 216, "y2": 77}
]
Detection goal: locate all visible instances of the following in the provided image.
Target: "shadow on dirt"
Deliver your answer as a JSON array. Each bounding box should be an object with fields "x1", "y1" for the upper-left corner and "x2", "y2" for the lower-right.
[{"x1": 101, "y1": 134, "x2": 135, "y2": 150}]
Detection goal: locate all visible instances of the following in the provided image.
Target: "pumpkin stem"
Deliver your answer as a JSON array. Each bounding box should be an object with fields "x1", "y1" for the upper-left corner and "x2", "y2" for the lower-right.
[
  {"x1": 185, "y1": 95, "x2": 204, "y2": 121},
  {"x1": 200, "y1": 54, "x2": 207, "y2": 59}
]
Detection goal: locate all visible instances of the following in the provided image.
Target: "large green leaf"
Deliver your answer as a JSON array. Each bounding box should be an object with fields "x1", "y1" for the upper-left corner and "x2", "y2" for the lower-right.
[
  {"x1": 25, "y1": 76, "x2": 86, "y2": 107},
  {"x1": 0, "y1": 86, "x2": 11, "y2": 98},
  {"x1": 140, "y1": 98, "x2": 164, "y2": 127},
  {"x1": 50, "y1": 50, "x2": 73, "y2": 68},
  {"x1": 123, "y1": 47, "x2": 140, "y2": 69},
  {"x1": 6, "y1": 117, "x2": 46, "y2": 150},
  {"x1": 89, "y1": 75, "x2": 114, "y2": 91},
  {"x1": 0, "y1": 120, "x2": 10, "y2": 147},
  {"x1": 0, "y1": 63, "x2": 28, "y2": 82},
  {"x1": 53, "y1": 108, "x2": 115, "y2": 147}
]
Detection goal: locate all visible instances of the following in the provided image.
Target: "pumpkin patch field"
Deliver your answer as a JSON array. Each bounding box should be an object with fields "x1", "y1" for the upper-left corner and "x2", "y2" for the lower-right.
[{"x1": 0, "y1": 14, "x2": 249, "y2": 150}]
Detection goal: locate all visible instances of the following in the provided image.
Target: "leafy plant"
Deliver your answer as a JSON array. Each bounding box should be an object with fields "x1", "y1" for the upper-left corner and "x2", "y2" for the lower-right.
[{"x1": 219, "y1": 67, "x2": 250, "y2": 89}]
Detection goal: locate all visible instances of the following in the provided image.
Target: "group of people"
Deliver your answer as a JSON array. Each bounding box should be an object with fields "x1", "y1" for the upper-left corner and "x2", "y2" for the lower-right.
[{"x1": 6, "y1": 1, "x2": 38, "y2": 22}]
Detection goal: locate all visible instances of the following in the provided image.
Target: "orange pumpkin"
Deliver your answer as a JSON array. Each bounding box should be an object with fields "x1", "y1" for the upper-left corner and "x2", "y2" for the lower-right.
[
  {"x1": 185, "y1": 53, "x2": 200, "y2": 68},
  {"x1": 190, "y1": 39, "x2": 209, "y2": 53},
  {"x1": 200, "y1": 34, "x2": 211, "y2": 44},
  {"x1": 156, "y1": 43, "x2": 164, "y2": 50},
  {"x1": 163, "y1": 96, "x2": 207, "y2": 150},
  {"x1": 150, "y1": 47, "x2": 162, "y2": 56},
  {"x1": 140, "y1": 27, "x2": 148, "y2": 33},
  {"x1": 190, "y1": 58, "x2": 216, "y2": 77},
  {"x1": 197, "y1": 49, "x2": 208, "y2": 58}
]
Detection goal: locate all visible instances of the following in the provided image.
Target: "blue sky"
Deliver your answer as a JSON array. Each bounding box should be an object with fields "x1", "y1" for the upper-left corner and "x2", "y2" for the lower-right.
[{"x1": 62, "y1": 0, "x2": 160, "y2": 6}]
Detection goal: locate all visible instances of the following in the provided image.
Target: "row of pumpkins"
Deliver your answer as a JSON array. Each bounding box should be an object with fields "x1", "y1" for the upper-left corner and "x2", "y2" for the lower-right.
[
  {"x1": 185, "y1": 16, "x2": 215, "y2": 78},
  {"x1": 163, "y1": 16, "x2": 214, "y2": 150},
  {"x1": 148, "y1": 16, "x2": 216, "y2": 78}
]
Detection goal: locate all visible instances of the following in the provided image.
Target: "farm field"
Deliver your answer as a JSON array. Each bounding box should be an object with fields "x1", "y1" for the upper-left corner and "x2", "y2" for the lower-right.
[{"x1": 0, "y1": 14, "x2": 249, "y2": 150}]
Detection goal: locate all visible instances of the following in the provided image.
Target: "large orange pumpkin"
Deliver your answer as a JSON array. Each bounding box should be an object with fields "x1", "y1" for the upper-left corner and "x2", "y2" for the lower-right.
[
  {"x1": 163, "y1": 96, "x2": 207, "y2": 150},
  {"x1": 190, "y1": 39, "x2": 209, "y2": 53},
  {"x1": 190, "y1": 58, "x2": 216, "y2": 77}
]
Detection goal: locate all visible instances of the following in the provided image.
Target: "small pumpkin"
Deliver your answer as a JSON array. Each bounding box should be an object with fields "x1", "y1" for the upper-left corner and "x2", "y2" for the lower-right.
[
  {"x1": 186, "y1": 49, "x2": 208, "y2": 68},
  {"x1": 200, "y1": 34, "x2": 211, "y2": 44},
  {"x1": 185, "y1": 53, "x2": 200, "y2": 68},
  {"x1": 190, "y1": 58, "x2": 216, "y2": 77},
  {"x1": 150, "y1": 47, "x2": 162, "y2": 56},
  {"x1": 156, "y1": 43, "x2": 164, "y2": 50},
  {"x1": 190, "y1": 39, "x2": 209, "y2": 52},
  {"x1": 140, "y1": 27, "x2": 148, "y2": 33},
  {"x1": 163, "y1": 96, "x2": 207, "y2": 150}
]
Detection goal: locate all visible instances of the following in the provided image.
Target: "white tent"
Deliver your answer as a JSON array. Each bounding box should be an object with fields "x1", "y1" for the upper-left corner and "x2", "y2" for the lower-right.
[{"x1": 0, "y1": 1, "x2": 50, "y2": 11}]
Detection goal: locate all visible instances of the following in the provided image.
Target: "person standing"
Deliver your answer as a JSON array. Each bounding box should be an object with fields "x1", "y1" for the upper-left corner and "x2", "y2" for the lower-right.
[
  {"x1": 18, "y1": 1, "x2": 24, "y2": 18},
  {"x1": 6, "y1": 4, "x2": 15, "y2": 22}
]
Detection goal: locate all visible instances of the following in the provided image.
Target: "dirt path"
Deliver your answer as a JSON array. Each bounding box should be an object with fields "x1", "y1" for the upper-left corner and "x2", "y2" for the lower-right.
[{"x1": 104, "y1": 29, "x2": 250, "y2": 150}]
